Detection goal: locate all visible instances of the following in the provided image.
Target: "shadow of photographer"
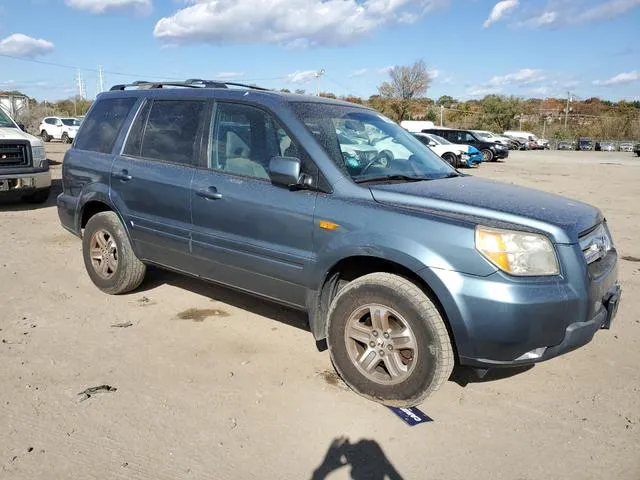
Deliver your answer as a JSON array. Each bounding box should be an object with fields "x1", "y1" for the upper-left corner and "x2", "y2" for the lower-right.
[{"x1": 311, "y1": 436, "x2": 404, "y2": 480}]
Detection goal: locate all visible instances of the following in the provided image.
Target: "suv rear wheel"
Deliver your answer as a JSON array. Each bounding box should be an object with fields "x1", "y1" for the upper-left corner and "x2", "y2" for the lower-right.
[
  {"x1": 442, "y1": 152, "x2": 460, "y2": 169},
  {"x1": 40, "y1": 130, "x2": 51, "y2": 142},
  {"x1": 327, "y1": 273, "x2": 454, "y2": 407},
  {"x1": 82, "y1": 211, "x2": 146, "y2": 294}
]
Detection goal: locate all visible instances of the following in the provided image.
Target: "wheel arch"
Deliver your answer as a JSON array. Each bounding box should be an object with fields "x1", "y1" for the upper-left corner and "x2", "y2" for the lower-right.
[{"x1": 307, "y1": 254, "x2": 461, "y2": 361}]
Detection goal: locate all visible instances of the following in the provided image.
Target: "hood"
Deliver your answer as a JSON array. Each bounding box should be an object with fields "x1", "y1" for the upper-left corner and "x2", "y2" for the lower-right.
[
  {"x1": 0, "y1": 127, "x2": 44, "y2": 147},
  {"x1": 369, "y1": 176, "x2": 602, "y2": 243}
]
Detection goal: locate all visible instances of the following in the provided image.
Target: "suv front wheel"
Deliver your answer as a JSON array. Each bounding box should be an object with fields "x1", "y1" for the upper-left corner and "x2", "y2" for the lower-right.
[
  {"x1": 82, "y1": 211, "x2": 146, "y2": 294},
  {"x1": 327, "y1": 273, "x2": 454, "y2": 407}
]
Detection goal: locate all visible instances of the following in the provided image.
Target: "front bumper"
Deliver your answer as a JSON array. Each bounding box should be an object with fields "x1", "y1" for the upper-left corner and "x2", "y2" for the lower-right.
[
  {"x1": 494, "y1": 148, "x2": 509, "y2": 159},
  {"x1": 0, "y1": 168, "x2": 51, "y2": 193},
  {"x1": 424, "y1": 244, "x2": 620, "y2": 368}
]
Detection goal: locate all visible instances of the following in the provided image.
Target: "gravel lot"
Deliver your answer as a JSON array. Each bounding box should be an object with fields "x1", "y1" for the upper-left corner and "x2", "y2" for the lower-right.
[{"x1": 1, "y1": 144, "x2": 639, "y2": 479}]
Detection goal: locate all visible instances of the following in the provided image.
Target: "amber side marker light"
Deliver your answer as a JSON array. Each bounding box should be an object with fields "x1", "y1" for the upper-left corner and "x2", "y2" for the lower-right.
[{"x1": 319, "y1": 220, "x2": 340, "y2": 231}]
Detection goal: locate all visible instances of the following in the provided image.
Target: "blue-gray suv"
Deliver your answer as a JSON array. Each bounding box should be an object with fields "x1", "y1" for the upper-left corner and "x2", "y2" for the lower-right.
[{"x1": 57, "y1": 80, "x2": 621, "y2": 407}]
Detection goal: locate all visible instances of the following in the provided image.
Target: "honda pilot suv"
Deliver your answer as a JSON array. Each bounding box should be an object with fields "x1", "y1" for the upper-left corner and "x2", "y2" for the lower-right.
[{"x1": 57, "y1": 80, "x2": 621, "y2": 407}]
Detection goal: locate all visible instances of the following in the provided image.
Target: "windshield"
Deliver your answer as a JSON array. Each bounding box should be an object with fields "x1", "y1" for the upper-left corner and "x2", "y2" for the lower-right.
[
  {"x1": 426, "y1": 133, "x2": 453, "y2": 145},
  {"x1": 62, "y1": 118, "x2": 80, "y2": 126},
  {"x1": 291, "y1": 102, "x2": 456, "y2": 183},
  {"x1": 0, "y1": 109, "x2": 16, "y2": 128}
]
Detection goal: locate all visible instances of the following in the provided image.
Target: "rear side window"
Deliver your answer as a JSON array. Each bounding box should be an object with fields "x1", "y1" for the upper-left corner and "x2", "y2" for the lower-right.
[
  {"x1": 75, "y1": 98, "x2": 137, "y2": 154},
  {"x1": 139, "y1": 100, "x2": 205, "y2": 165}
]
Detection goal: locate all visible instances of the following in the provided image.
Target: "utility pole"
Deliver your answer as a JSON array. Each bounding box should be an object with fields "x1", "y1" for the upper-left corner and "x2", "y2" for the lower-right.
[
  {"x1": 313, "y1": 69, "x2": 325, "y2": 96},
  {"x1": 440, "y1": 105, "x2": 444, "y2": 126},
  {"x1": 97, "y1": 65, "x2": 104, "y2": 95},
  {"x1": 564, "y1": 91, "x2": 572, "y2": 129},
  {"x1": 76, "y1": 69, "x2": 86, "y2": 99}
]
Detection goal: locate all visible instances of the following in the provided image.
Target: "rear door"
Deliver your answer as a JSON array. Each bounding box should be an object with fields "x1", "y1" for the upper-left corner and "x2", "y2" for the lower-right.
[
  {"x1": 110, "y1": 97, "x2": 207, "y2": 269},
  {"x1": 189, "y1": 101, "x2": 319, "y2": 307}
]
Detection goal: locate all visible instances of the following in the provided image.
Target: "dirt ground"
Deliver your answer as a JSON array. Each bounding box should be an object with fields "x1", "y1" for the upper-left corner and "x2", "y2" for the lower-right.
[{"x1": 1, "y1": 143, "x2": 639, "y2": 480}]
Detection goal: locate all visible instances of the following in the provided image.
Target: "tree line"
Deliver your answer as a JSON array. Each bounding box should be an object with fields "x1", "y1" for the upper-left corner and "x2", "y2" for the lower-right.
[{"x1": 4, "y1": 60, "x2": 639, "y2": 141}]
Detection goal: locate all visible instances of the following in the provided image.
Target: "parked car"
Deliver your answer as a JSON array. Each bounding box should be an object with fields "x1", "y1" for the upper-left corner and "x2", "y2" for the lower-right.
[
  {"x1": 503, "y1": 131, "x2": 543, "y2": 150},
  {"x1": 57, "y1": 79, "x2": 621, "y2": 407},
  {"x1": 597, "y1": 141, "x2": 616, "y2": 152},
  {"x1": 619, "y1": 142, "x2": 634, "y2": 152},
  {"x1": 412, "y1": 132, "x2": 482, "y2": 168},
  {"x1": 0, "y1": 107, "x2": 51, "y2": 203},
  {"x1": 472, "y1": 130, "x2": 521, "y2": 150},
  {"x1": 576, "y1": 137, "x2": 595, "y2": 151},
  {"x1": 503, "y1": 134, "x2": 529, "y2": 150},
  {"x1": 556, "y1": 140, "x2": 574, "y2": 150},
  {"x1": 421, "y1": 127, "x2": 509, "y2": 162},
  {"x1": 39, "y1": 116, "x2": 81, "y2": 143},
  {"x1": 634, "y1": 143, "x2": 640, "y2": 156}
]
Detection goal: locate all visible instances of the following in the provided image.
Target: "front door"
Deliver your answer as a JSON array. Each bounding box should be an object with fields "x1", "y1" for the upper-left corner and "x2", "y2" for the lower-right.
[
  {"x1": 190, "y1": 101, "x2": 318, "y2": 308},
  {"x1": 110, "y1": 97, "x2": 207, "y2": 270}
]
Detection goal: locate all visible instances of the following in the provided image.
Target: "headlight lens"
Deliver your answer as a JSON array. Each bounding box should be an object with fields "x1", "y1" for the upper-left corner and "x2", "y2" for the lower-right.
[
  {"x1": 32, "y1": 145, "x2": 48, "y2": 167},
  {"x1": 475, "y1": 226, "x2": 559, "y2": 276}
]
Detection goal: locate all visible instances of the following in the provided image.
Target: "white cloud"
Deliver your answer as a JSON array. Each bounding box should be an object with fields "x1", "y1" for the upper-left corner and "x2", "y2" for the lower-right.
[
  {"x1": 593, "y1": 71, "x2": 640, "y2": 86},
  {"x1": 65, "y1": 0, "x2": 152, "y2": 15},
  {"x1": 467, "y1": 86, "x2": 502, "y2": 96},
  {"x1": 483, "y1": 0, "x2": 519, "y2": 28},
  {"x1": 428, "y1": 69, "x2": 441, "y2": 79},
  {"x1": 530, "y1": 86, "x2": 550, "y2": 96},
  {"x1": 521, "y1": 0, "x2": 640, "y2": 28},
  {"x1": 154, "y1": 0, "x2": 449, "y2": 46},
  {"x1": 0, "y1": 34, "x2": 54, "y2": 58},
  {"x1": 286, "y1": 70, "x2": 319, "y2": 84},
  {"x1": 349, "y1": 68, "x2": 370, "y2": 78},
  {"x1": 487, "y1": 68, "x2": 545, "y2": 86},
  {"x1": 216, "y1": 72, "x2": 244, "y2": 79}
]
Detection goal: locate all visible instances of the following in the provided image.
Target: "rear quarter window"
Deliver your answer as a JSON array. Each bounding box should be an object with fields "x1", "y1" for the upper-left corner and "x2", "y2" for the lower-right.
[{"x1": 74, "y1": 97, "x2": 137, "y2": 154}]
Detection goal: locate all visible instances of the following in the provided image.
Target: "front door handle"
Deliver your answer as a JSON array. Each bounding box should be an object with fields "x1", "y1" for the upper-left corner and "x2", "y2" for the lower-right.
[
  {"x1": 113, "y1": 170, "x2": 133, "y2": 182},
  {"x1": 196, "y1": 186, "x2": 223, "y2": 200}
]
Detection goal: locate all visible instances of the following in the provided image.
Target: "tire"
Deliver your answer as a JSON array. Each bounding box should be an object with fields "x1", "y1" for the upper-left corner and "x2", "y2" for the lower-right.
[
  {"x1": 82, "y1": 211, "x2": 146, "y2": 295},
  {"x1": 61, "y1": 132, "x2": 70, "y2": 144},
  {"x1": 442, "y1": 152, "x2": 460, "y2": 168},
  {"x1": 327, "y1": 273, "x2": 454, "y2": 407},
  {"x1": 22, "y1": 187, "x2": 51, "y2": 204},
  {"x1": 40, "y1": 130, "x2": 50, "y2": 142},
  {"x1": 481, "y1": 149, "x2": 494, "y2": 162}
]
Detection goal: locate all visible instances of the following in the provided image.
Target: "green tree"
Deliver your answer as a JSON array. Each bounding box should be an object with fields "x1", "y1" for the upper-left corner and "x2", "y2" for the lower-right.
[{"x1": 436, "y1": 95, "x2": 455, "y2": 107}]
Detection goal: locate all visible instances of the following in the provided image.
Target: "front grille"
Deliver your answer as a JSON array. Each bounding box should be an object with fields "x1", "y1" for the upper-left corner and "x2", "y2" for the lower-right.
[
  {"x1": 580, "y1": 223, "x2": 613, "y2": 265},
  {"x1": 0, "y1": 141, "x2": 30, "y2": 167}
]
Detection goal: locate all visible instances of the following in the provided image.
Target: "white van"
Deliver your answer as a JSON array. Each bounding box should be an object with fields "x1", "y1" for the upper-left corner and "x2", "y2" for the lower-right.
[
  {"x1": 400, "y1": 120, "x2": 435, "y2": 132},
  {"x1": 0, "y1": 107, "x2": 51, "y2": 203}
]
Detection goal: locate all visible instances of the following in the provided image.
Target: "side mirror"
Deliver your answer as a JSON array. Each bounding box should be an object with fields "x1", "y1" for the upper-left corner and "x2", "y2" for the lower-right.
[
  {"x1": 56, "y1": 121, "x2": 63, "y2": 127},
  {"x1": 429, "y1": 141, "x2": 437, "y2": 147},
  {"x1": 269, "y1": 156, "x2": 311, "y2": 189}
]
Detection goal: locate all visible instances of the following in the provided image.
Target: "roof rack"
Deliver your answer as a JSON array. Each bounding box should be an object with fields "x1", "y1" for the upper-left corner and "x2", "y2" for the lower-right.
[{"x1": 109, "y1": 78, "x2": 270, "y2": 91}]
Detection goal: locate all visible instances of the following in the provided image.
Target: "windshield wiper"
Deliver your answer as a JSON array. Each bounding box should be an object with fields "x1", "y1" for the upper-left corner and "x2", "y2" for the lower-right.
[{"x1": 354, "y1": 174, "x2": 431, "y2": 184}]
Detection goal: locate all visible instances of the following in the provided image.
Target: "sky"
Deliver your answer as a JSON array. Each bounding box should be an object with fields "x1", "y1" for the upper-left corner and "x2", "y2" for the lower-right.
[{"x1": 0, "y1": 0, "x2": 638, "y2": 102}]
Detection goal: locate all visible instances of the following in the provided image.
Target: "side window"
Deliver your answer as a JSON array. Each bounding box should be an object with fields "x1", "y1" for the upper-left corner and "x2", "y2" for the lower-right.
[
  {"x1": 210, "y1": 102, "x2": 312, "y2": 181},
  {"x1": 123, "y1": 100, "x2": 151, "y2": 157},
  {"x1": 45, "y1": 118, "x2": 55, "y2": 125},
  {"x1": 140, "y1": 100, "x2": 205, "y2": 165},
  {"x1": 75, "y1": 98, "x2": 137, "y2": 154},
  {"x1": 464, "y1": 132, "x2": 476, "y2": 142}
]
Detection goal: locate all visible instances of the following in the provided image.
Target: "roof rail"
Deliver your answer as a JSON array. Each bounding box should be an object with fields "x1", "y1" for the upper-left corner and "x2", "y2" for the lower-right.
[{"x1": 109, "y1": 79, "x2": 270, "y2": 91}]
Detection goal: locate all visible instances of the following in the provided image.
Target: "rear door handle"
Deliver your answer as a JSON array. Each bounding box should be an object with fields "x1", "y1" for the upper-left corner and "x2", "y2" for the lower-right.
[
  {"x1": 113, "y1": 170, "x2": 133, "y2": 182},
  {"x1": 196, "y1": 186, "x2": 223, "y2": 200}
]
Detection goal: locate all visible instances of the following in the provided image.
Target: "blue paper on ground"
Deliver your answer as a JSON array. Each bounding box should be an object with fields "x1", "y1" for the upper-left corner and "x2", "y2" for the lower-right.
[{"x1": 388, "y1": 406, "x2": 433, "y2": 426}]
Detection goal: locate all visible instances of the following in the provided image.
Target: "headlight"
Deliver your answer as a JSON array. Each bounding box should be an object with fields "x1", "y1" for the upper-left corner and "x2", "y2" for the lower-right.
[
  {"x1": 461, "y1": 153, "x2": 469, "y2": 160},
  {"x1": 475, "y1": 226, "x2": 559, "y2": 276},
  {"x1": 31, "y1": 145, "x2": 48, "y2": 168}
]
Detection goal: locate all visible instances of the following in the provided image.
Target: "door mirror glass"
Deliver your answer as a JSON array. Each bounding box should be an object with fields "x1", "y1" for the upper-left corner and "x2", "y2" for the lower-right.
[{"x1": 269, "y1": 156, "x2": 308, "y2": 188}]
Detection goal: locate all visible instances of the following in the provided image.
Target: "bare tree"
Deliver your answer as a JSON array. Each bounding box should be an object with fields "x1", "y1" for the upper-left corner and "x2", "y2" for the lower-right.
[{"x1": 377, "y1": 60, "x2": 432, "y2": 120}]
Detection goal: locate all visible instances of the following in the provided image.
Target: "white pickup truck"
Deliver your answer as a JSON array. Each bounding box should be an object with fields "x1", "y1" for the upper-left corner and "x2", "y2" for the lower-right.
[{"x1": 0, "y1": 108, "x2": 51, "y2": 203}]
